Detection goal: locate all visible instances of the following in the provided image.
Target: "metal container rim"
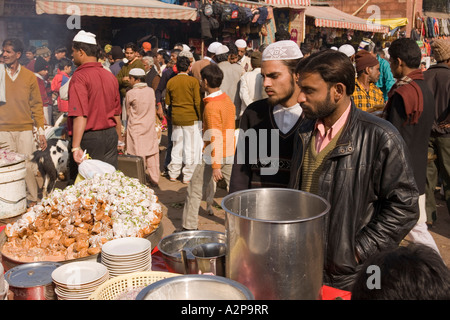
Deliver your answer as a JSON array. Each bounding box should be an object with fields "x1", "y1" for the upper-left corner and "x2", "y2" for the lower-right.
[
  {"x1": 221, "y1": 188, "x2": 331, "y2": 224},
  {"x1": 157, "y1": 230, "x2": 226, "y2": 258},
  {"x1": 136, "y1": 274, "x2": 255, "y2": 300}
]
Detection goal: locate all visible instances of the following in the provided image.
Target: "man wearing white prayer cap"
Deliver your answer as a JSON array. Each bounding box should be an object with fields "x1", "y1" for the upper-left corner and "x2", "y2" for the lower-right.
[
  {"x1": 68, "y1": 30, "x2": 123, "y2": 183},
  {"x1": 230, "y1": 40, "x2": 304, "y2": 192},
  {"x1": 191, "y1": 41, "x2": 220, "y2": 86},
  {"x1": 339, "y1": 44, "x2": 356, "y2": 63},
  {"x1": 125, "y1": 66, "x2": 160, "y2": 186},
  {"x1": 235, "y1": 39, "x2": 252, "y2": 72}
]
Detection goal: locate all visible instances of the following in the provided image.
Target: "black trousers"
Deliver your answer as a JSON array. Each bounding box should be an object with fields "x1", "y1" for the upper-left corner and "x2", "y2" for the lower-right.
[{"x1": 68, "y1": 127, "x2": 118, "y2": 183}]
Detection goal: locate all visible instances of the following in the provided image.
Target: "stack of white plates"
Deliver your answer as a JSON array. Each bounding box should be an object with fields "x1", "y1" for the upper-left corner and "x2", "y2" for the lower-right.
[
  {"x1": 52, "y1": 262, "x2": 109, "y2": 300},
  {"x1": 101, "y1": 237, "x2": 152, "y2": 277}
]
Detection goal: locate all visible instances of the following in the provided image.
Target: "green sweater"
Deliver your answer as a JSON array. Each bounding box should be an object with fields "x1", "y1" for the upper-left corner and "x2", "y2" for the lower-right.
[
  {"x1": 116, "y1": 58, "x2": 145, "y2": 99},
  {"x1": 0, "y1": 66, "x2": 44, "y2": 132},
  {"x1": 165, "y1": 73, "x2": 201, "y2": 126},
  {"x1": 301, "y1": 129, "x2": 343, "y2": 195}
]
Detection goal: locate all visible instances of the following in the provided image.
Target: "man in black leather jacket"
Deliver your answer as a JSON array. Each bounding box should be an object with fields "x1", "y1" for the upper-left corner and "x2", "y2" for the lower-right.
[{"x1": 288, "y1": 50, "x2": 419, "y2": 291}]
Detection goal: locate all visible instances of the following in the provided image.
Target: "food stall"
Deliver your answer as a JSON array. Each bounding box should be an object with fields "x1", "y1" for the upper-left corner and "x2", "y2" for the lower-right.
[{"x1": 0, "y1": 166, "x2": 351, "y2": 301}]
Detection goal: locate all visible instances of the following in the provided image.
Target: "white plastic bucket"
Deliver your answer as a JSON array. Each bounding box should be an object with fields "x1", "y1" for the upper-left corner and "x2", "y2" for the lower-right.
[{"x1": 0, "y1": 161, "x2": 27, "y2": 219}]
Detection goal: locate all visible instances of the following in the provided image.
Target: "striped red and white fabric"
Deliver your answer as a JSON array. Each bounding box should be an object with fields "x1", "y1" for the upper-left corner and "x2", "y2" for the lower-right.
[
  {"x1": 264, "y1": 0, "x2": 310, "y2": 7},
  {"x1": 35, "y1": 0, "x2": 198, "y2": 21},
  {"x1": 306, "y1": 6, "x2": 390, "y2": 33},
  {"x1": 217, "y1": 0, "x2": 309, "y2": 8}
]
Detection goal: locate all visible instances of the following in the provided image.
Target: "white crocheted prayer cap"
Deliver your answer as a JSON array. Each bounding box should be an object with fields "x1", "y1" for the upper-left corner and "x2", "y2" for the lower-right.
[
  {"x1": 235, "y1": 39, "x2": 247, "y2": 48},
  {"x1": 129, "y1": 68, "x2": 145, "y2": 77},
  {"x1": 262, "y1": 40, "x2": 303, "y2": 61},
  {"x1": 73, "y1": 30, "x2": 97, "y2": 45},
  {"x1": 339, "y1": 44, "x2": 356, "y2": 57},
  {"x1": 215, "y1": 45, "x2": 229, "y2": 55},
  {"x1": 207, "y1": 42, "x2": 222, "y2": 54}
]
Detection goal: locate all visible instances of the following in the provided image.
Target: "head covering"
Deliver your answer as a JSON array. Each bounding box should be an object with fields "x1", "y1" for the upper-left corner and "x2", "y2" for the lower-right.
[
  {"x1": 431, "y1": 39, "x2": 450, "y2": 62},
  {"x1": 111, "y1": 46, "x2": 124, "y2": 60},
  {"x1": 250, "y1": 51, "x2": 262, "y2": 68},
  {"x1": 36, "y1": 46, "x2": 51, "y2": 58},
  {"x1": 235, "y1": 39, "x2": 247, "y2": 49},
  {"x1": 34, "y1": 56, "x2": 49, "y2": 73},
  {"x1": 358, "y1": 39, "x2": 375, "y2": 52},
  {"x1": 182, "y1": 44, "x2": 190, "y2": 52},
  {"x1": 215, "y1": 45, "x2": 229, "y2": 55},
  {"x1": 207, "y1": 42, "x2": 222, "y2": 54},
  {"x1": 330, "y1": 46, "x2": 338, "y2": 51},
  {"x1": 262, "y1": 40, "x2": 303, "y2": 61},
  {"x1": 104, "y1": 44, "x2": 112, "y2": 54},
  {"x1": 129, "y1": 68, "x2": 145, "y2": 77},
  {"x1": 179, "y1": 50, "x2": 193, "y2": 59},
  {"x1": 73, "y1": 30, "x2": 97, "y2": 45},
  {"x1": 339, "y1": 44, "x2": 356, "y2": 57},
  {"x1": 142, "y1": 42, "x2": 152, "y2": 52},
  {"x1": 355, "y1": 50, "x2": 379, "y2": 72}
]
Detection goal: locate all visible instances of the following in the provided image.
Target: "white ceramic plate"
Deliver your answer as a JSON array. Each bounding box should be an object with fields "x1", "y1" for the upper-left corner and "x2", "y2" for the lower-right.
[
  {"x1": 101, "y1": 237, "x2": 151, "y2": 257},
  {"x1": 52, "y1": 261, "x2": 108, "y2": 286}
]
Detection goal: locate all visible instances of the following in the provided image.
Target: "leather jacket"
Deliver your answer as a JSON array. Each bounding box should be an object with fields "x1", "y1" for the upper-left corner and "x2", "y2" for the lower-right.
[{"x1": 288, "y1": 104, "x2": 419, "y2": 290}]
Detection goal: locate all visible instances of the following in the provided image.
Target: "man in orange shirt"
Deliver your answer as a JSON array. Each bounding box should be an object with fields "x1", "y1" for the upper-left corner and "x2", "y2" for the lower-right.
[{"x1": 181, "y1": 64, "x2": 235, "y2": 231}]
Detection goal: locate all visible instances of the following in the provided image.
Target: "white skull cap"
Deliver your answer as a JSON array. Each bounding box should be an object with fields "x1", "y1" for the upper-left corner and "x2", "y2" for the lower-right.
[
  {"x1": 129, "y1": 68, "x2": 146, "y2": 77},
  {"x1": 73, "y1": 30, "x2": 97, "y2": 45},
  {"x1": 339, "y1": 44, "x2": 356, "y2": 57},
  {"x1": 207, "y1": 42, "x2": 222, "y2": 54},
  {"x1": 235, "y1": 39, "x2": 247, "y2": 48},
  {"x1": 215, "y1": 45, "x2": 229, "y2": 55},
  {"x1": 262, "y1": 40, "x2": 303, "y2": 61}
]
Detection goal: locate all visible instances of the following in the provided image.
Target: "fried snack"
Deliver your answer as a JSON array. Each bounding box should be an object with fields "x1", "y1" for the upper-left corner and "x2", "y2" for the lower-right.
[{"x1": 2, "y1": 171, "x2": 162, "y2": 262}]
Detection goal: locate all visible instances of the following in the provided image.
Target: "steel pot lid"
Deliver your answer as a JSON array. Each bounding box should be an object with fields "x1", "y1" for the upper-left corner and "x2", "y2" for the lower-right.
[{"x1": 5, "y1": 262, "x2": 62, "y2": 288}]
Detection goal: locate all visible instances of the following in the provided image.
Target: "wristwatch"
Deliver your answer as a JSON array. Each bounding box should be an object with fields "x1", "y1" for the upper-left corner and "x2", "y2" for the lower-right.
[{"x1": 71, "y1": 147, "x2": 81, "y2": 153}]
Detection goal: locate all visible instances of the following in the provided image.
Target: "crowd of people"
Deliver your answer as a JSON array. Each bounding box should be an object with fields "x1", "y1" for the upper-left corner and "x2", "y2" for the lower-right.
[{"x1": 1, "y1": 28, "x2": 449, "y2": 298}]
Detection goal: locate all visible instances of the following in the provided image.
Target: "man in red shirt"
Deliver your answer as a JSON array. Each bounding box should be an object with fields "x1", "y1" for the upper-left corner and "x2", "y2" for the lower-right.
[{"x1": 68, "y1": 30, "x2": 122, "y2": 182}]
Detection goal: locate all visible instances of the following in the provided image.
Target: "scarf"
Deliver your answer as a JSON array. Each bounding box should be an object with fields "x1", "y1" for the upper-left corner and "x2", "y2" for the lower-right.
[
  {"x1": 0, "y1": 64, "x2": 5, "y2": 104},
  {"x1": 384, "y1": 69, "x2": 424, "y2": 125}
]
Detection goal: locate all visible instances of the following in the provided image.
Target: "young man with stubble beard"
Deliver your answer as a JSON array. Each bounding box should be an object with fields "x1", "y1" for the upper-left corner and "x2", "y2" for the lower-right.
[{"x1": 229, "y1": 40, "x2": 303, "y2": 192}]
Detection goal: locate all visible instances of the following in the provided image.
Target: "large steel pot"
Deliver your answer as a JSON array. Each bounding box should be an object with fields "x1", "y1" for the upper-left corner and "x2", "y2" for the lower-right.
[
  {"x1": 4, "y1": 262, "x2": 61, "y2": 300},
  {"x1": 222, "y1": 188, "x2": 330, "y2": 300}
]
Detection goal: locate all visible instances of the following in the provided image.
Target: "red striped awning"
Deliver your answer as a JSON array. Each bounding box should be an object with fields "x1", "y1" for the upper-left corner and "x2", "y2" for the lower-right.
[
  {"x1": 306, "y1": 6, "x2": 390, "y2": 33},
  {"x1": 264, "y1": 0, "x2": 310, "y2": 7},
  {"x1": 35, "y1": 0, "x2": 198, "y2": 21},
  {"x1": 217, "y1": 0, "x2": 309, "y2": 8}
]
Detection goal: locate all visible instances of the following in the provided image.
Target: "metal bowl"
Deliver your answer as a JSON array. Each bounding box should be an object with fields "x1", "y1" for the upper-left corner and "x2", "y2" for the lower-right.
[
  {"x1": 157, "y1": 230, "x2": 226, "y2": 274},
  {"x1": 136, "y1": 275, "x2": 254, "y2": 300}
]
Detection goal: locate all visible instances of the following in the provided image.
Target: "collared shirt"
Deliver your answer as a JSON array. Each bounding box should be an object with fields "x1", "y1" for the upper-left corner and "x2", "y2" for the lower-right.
[
  {"x1": 315, "y1": 102, "x2": 351, "y2": 153},
  {"x1": 352, "y1": 78, "x2": 385, "y2": 112},
  {"x1": 205, "y1": 89, "x2": 223, "y2": 99},
  {"x1": 273, "y1": 103, "x2": 303, "y2": 134},
  {"x1": 68, "y1": 62, "x2": 121, "y2": 132},
  {"x1": 5, "y1": 64, "x2": 21, "y2": 82}
]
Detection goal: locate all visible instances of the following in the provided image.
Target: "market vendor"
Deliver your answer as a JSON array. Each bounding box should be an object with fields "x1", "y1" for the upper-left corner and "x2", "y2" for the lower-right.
[
  {"x1": 67, "y1": 30, "x2": 122, "y2": 183},
  {"x1": 290, "y1": 49, "x2": 420, "y2": 291}
]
